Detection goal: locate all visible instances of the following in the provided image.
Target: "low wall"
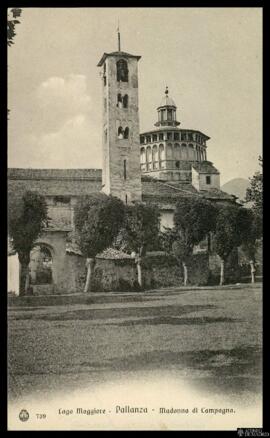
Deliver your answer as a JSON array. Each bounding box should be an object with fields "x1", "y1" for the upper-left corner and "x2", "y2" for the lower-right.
[
  {"x1": 71, "y1": 252, "x2": 210, "y2": 292},
  {"x1": 42, "y1": 249, "x2": 245, "y2": 294}
]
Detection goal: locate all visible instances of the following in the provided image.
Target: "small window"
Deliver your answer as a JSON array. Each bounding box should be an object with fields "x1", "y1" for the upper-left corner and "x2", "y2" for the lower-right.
[
  {"x1": 123, "y1": 95, "x2": 128, "y2": 108},
  {"x1": 118, "y1": 126, "x2": 124, "y2": 139},
  {"x1": 175, "y1": 160, "x2": 180, "y2": 169},
  {"x1": 161, "y1": 110, "x2": 165, "y2": 121},
  {"x1": 146, "y1": 135, "x2": 151, "y2": 143},
  {"x1": 124, "y1": 160, "x2": 127, "y2": 180},
  {"x1": 174, "y1": 132, "x2": 179, "y2": 141},
  {"x1": 53, "y1": 196, "x2": 70, "y2": 205},
  {"x1": 167, "y1": 109, "x2": 173, "y2": 121},
  {"x1": 181, "y1": 133, "x2": 187, "y2": 141},
  {"x1": 188, "y1": 133, "x2": 193, "y2": 141},
  {"x1": 153, "y1": 134, "x2": 157, "y2": 142},
  {"x1": 124, "y1": 127, "x2": 129, "y2": 139},
  {"x1": 125, "y1": 194, "x2": 128, "y2": 204},
  {"x1": 140, "y1": 136, "x2": 145, "y2": 144},
  {"x1": 117, "y1": 94, "x2": 123, "y2": 108},
  {"x1": 167, "y1": 132, "x2": 172, "y2": 140},
  {"x1": 159, "y1": 133, "x2": 164, "y2": 141},
  {"x1": 116, "y1": 59, "x2": 128, "y2": 82},
  {"x1": 103, "y1": 64, "x2": 106, "y2": 86},
  {"x1": 206, "y1": 176, "x2": 211, "y2": 185}
]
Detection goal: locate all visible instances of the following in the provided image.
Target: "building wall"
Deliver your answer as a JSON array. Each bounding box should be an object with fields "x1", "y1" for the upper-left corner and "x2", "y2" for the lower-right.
[
  {"x1": 192, "y1": 167, "x2": 220, "y2": 191},
  {"x1": 8, "y1": 254, "x2": 19, "y2": 295},
  {"x1": 160, "y1": 210, "x2": 174, "y2": 230}
]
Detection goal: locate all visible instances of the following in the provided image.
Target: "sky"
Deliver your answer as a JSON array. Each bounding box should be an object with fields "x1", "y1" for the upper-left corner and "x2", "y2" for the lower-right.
[{"x1": 8, "y1": 7, "x2": 262, "y2": 185}]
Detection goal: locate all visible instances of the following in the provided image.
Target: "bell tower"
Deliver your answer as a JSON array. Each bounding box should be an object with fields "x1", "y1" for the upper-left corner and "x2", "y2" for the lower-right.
[{"x1": 97, "y1": 31, "x2": 142, "y2": 204}]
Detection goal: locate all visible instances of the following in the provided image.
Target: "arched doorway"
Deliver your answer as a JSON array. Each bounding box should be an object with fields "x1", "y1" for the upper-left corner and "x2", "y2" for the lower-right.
[{"x1": 29, "y1": 244, "x2": 53, "y2": 285}]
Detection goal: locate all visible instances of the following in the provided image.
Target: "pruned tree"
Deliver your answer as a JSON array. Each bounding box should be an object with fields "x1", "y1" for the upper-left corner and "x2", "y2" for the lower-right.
[
  {"x1": 123, "y1": 203, "x2": 160, "y2": 287},
  {"x1": 213, "y1": 204, "x2": 246, "y2": 285},
  {"x1": 8, "y1": 190, "x2": 48, "y2": 295},
  {"x1": 172, "y1": 197, "x2": 218, "y2": 285},
  {"x1": 74, "y1": 193, "x2": 125, "y2": 292}
]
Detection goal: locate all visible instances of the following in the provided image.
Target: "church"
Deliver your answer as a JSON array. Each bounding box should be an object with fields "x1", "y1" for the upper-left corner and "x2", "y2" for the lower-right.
[{"x1": 8, "y1": 39, "x2": 237, "y2": 294}]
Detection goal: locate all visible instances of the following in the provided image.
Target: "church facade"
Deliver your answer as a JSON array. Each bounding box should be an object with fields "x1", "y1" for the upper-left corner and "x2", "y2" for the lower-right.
[{"x1": 8, "y1": 44, "x2": 237, "y2": 294}]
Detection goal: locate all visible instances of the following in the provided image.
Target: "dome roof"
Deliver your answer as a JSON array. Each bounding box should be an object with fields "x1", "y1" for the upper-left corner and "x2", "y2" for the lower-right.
[{"x1": 158, "y1": 87, "x2": 176, "y2": 108}]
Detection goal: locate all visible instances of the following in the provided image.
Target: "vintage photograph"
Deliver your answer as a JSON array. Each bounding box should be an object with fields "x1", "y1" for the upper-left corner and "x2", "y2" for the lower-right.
[{"x1": 7, "y1": 7, "x2": 263, "y2": 431}]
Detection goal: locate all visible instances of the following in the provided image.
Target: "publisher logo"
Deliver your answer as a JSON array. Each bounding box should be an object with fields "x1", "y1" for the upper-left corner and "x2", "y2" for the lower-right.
[
  {"x1": 237, "y1": 429, "x2": 269, "y2": 437},
  {"x1": 19, "y1": 409, "x2": 29, "y2": 422}
]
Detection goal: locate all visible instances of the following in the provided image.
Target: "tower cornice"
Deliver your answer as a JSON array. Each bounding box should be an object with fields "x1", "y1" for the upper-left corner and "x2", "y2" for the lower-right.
[{"x1": 97, "y1": 51, "x2": 141, "y2": 67}]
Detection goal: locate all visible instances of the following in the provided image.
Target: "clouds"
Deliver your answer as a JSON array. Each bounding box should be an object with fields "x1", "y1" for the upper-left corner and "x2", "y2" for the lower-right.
[
  {"x1": 37, "y1": 74, "x2": 91, "y2": 115},
  {"x1": 35, "y1": 74, "x2": 94, "y2": 132},
  {"x1": 36, "y1": 114, "x2": 102, "y2": 168},
  {"x1": 8, "y1": 74, "x2": 103, "y2": 169}
]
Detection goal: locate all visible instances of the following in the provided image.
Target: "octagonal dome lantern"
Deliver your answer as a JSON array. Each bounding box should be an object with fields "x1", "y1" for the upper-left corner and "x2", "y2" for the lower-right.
[{"x1": 155, "y1": 87, "x2": 180, "y2": 127}]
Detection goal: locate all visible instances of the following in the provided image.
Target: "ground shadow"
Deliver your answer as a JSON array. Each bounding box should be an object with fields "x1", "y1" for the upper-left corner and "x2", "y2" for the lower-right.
[{"x1": 8, "y1": 304, "x2": 217, "y2": 321}]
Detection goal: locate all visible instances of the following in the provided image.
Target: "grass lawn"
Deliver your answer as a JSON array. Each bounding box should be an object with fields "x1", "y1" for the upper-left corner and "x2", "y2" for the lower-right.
[{"x1": 8, "y1": 284, "x2": 262, "y2": 406}]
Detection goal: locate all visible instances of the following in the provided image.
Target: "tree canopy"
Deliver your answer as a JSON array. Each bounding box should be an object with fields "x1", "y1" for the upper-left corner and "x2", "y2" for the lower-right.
[
  {"x1": 173, "y1": 196, "x2": 218, "y2": 256},
  {"x1": 123, "y1": 202, "x2": 160, "y2": 256},
  {"x1": 245, "y1": 155, "x2": 263, "y2": 226},
  {"x1": 238, "y1": 208, "x2": 260, "y2": 262},
  {"x1": 246, "y1": 156, "x2": 263, "y2": 236},
  {"x1": 8, "y1": 190, "x2": 48, "y2": 261},
  {"x1": 214, "y1": 204, "x2": 246, "y2": 261},
  {"x1": 7, "y1": 8, "x2": 22, "y2": 46},
  {"x1": 8, "y1": 190, "x2": 48, "y2": 294},
  {"x1": 74, "y1": 193, "x2": 125, "y2": 258}
]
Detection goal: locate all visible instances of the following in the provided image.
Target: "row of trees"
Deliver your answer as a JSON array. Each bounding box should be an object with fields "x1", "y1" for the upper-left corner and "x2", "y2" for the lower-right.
[
  {"x1": 8, "y1": 156, "x2": 262, "y2": 295},
  {"x1": 72, "y1": 194, "x2": 160, "y2": 292},
  {"x1": 164, "y1": 197, "x2": 260, "y2": 286},
  {"x1": 8, "y1": 190, "x2": 261, "y2": 295},
  {"x1": 73, "y1": 193, "x2": 261, "y2": 291}
]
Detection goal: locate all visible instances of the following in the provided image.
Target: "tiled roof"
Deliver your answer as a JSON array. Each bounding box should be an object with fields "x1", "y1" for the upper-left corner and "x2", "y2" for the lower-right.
[
  {"x1": 66, "y1": 241, "x2": 83, "y2": 256},
  {"x1": 140, "y1": 128, "x2": 210, "y2": 140},
  {"x1": 8, "y1": 168, "x2": 102, "y2": 180},
  {"x1": 8, "y1": 168, "x2": 102, "y2": 197},
  {"x1": 96, "y1": 248, "x2": 134, "y2": 260},
  {"x1": 141, "y1": 175, "x2": 235, "y2": 202},
  {"x1": 192, "y1": 161, "x2": 220, "y2": 174},
  {"x1": 199, "y1": 188, "x2": 237, "y2": 200},
  {"x1": 8, "y1": 168, "x2": 235, "y2": 209}
]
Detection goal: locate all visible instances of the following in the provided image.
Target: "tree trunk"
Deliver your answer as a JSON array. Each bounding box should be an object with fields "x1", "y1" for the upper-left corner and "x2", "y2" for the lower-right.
[
  {"x1": 182, "y1": 262, "x2": 188, "y2": 286},
  {"x1": 25, "y1": 266, "x2": 30, "y2": 293},
  {"x1": 250, "y1": 260, "x2": 256, "y2": 284},
  {"x1": 220, "y1": 259, "x2": 225, "y2": 286},
  {"x1": 136, "y1": 257, "x2": 142, "y2": 287},
  {"x1": 19, "y1": 262, "x2": 28, "y2": 296},
  {"x1": 84, "y1": 258, "x2": 95, "y2": 293}
]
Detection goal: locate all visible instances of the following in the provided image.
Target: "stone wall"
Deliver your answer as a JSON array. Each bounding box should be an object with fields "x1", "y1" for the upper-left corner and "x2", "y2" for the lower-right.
[
  {"x1": 208, "y1": 250, "x2": 240, "y2": 284},
  {"x1": 101, "y1": 55, "x2": 142, "y2": 203},
  {"x1": 71, "y1": 252, "x2": 211, "y2": 292}
]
